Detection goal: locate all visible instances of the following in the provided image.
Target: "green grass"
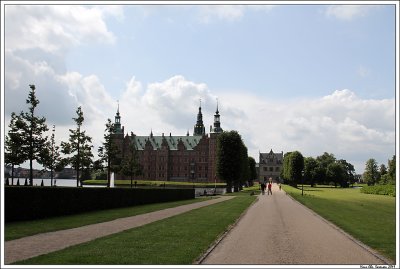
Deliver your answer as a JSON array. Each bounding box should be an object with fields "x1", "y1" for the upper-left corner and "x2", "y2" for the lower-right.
[
  {"x1": 5, "y1": 197, "x2": 212, "y2": 241},
  {"x1": 282, "y1": 184, "x2": 396, "y2": 262},
  {"x1": 15, "y1": 195, "x2": 256, "y2": 265}
]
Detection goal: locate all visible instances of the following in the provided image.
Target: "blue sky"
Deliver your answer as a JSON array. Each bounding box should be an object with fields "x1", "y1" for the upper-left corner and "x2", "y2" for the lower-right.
[{"x1": 2, "y1": 2, "x2": 398, "y2": 174}]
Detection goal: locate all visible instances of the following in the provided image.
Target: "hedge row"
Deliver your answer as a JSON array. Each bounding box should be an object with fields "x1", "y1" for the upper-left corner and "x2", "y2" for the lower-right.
[
  {"x1": 5, "y1": 186, "x2": 195, "y2": 222},
  {"x1": 360, "y1": 184, "x2": 396, "y2": 197}
]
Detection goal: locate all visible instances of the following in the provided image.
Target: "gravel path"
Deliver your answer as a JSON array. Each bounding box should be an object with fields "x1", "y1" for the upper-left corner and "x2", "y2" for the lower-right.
[
  {"x1": 5, "y1": 196, "x2": 234, "y2": 264},
  {"x1": 201, "y1": 184, "x2": 390, "y2": 265}
]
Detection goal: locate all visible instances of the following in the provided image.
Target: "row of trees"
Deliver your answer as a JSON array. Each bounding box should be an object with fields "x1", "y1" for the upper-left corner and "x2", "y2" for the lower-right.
[
  {"x1": 216, "y1": 130, "x2": 257, "y2": 193},
  {"x1": 281, "y1": 151, "x2": 357, "y2": 188},
  {"x1": 364, "y1": 156, "x2": 396, "y2": 186},
  {"x1": 5, "y1": 84, "x2": 139, "y2": 188}
]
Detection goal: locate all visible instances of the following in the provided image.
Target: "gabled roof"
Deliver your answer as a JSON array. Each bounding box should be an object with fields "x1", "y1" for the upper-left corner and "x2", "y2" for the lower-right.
[{"x1": 131, "y1": 135, "x2": 203, "y2": 150}]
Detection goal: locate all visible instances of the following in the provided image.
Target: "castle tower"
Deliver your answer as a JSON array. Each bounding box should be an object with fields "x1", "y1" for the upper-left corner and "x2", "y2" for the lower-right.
[
  {"x1": 193, "y1": 100, "x2": 205, "y2": 136},
  {"x1": 114, "y1": 101, "x2": 123, "y2": 134},
  {"x1": 212, "y1": 99, "x2": 223, "y2": 133}
]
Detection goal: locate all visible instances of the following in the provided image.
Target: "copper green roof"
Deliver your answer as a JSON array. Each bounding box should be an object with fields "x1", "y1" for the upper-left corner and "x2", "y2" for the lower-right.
[{"x1": 131, "y1": 135, "x2": 203, "y2": 150}]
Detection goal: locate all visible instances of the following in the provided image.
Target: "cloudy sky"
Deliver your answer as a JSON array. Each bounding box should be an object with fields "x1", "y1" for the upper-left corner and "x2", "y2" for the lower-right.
[{"x1": 2, "y1": 2, "x2": 398, "y2": 174}]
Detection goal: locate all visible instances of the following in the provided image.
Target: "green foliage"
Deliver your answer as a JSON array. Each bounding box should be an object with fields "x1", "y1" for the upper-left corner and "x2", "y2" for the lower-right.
[
  {"x1": 248, "y1": 156, "x2": 257, "y2": 186},
  {"x1": 216, "y1": 131, "x2": 247, "y2": 193},
  {"x1": 15, "y1": 196, "x2": 256, "y2": 265},
  {"x1": 19, "y1": 85, "x2": 49, "y2": 185},
  {"x1": 281, "y1": 151, "x2": 304, "y2": 187},
  {"x1": 5, "y1": 112, "x2": 27, "y2": 183},
  {"x1": 303, "y1": 157, "x2": 318, "y2": 186},
  {"x1": 326, "y1": 162, "x2": 346, "y2": 188},
  {"x1": 316, "y1": 152, "x2": 336, "y2": 184},
  {"x1": 387, "y1": 155, "x2": 396, "y2": 184},
  {"x1": 120, "y1": 140, "x2": 142, "y2": 187},
  {"x1": 39, "y1": 125, "x2": 63, "y2": 186},
  {"x1": 61, "y1": 106, "x2": 93, "y2": 187},
  {"x1": 5, "y1": 187, "x2": 194, "y2": 222},
  {"x1": 363, "y1": 158, "x2": 379, "y2": 186},
  {"x1": 360, "y1": 184, "x2": 396, "y2": 197}
]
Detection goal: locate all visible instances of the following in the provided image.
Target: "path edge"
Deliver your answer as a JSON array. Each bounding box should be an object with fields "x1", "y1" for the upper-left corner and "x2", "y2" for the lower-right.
[
  {"x1": 283, "y1": 190, "x2": 395, "y2": 265},
  {"x1": 194, "y1": 194, "x2": 259, "y2": 265}
]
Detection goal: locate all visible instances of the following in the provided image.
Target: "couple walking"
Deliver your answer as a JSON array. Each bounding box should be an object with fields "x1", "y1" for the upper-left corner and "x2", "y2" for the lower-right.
[{"x1": 261, "y1": 178, "x2": 273, "y2": 195}]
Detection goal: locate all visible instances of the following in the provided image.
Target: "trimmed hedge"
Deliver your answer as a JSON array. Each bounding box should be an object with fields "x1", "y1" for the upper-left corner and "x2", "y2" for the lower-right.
[
  {"x1": 360, "y1": 184, "x2": 396, "y2": 197},
  {"x1": 5, "y1": 186, "x2": 195, "y2": 222}
]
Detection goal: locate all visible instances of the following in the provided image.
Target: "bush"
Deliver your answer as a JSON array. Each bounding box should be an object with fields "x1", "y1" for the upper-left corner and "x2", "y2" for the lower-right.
[
  {"x1": 5, "y1": 187, "x2": 194, "y2": 222},
  {"x1": 360, "y1": 184, "x2": 396, "y2": 197}
]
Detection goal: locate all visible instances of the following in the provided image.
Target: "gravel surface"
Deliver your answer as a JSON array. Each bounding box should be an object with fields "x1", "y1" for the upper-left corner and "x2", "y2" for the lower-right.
[
  {"x1": 201, "y1": 184, "x2": 390, "y2": 265},
  {"x1": 5, "y1": 196, "x2": 234, "y2": 264}
]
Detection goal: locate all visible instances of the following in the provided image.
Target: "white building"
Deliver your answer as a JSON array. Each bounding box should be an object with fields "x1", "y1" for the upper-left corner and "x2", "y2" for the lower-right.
[{"x1": 259, "y1": 149, "x2": 283, "y2": 183}]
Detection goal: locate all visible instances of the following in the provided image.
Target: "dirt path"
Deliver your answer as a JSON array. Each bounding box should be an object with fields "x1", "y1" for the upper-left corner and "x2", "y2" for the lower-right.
[
  {"x1": 201, "y1": 184, "x2": 390, "y2": 265},
  {"x1": 5, "y1": 196, "x2": 234, "y2": 264}
]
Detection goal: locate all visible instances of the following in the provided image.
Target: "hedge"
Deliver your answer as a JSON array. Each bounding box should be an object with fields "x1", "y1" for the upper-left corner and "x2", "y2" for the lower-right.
[
  {"x1": 360, "y1": 184, "x2": 396, "y2": 197},
  {"x1": 5, "y1": 186, "x2": 195, "y2": 222}
]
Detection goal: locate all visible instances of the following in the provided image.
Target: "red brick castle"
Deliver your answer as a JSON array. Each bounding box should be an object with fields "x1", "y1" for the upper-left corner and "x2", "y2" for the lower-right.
[{"x1": 112, "y1": 102, "x2": 224, "y2": 183}]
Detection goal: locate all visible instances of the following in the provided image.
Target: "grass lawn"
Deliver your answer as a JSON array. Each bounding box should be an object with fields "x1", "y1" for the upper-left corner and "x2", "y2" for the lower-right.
[
  {"x1": 14, "y1": 195, "x2": 256, "y2": 265},
  {"x1": 282, "y1": 184, "x2": 396, "y2": 262},
  {"x1": 5, "y1": 197, "x2": 212, "y2": 241}
]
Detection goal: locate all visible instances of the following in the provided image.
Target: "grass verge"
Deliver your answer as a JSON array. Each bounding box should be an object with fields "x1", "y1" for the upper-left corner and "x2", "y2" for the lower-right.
[
  {"x1": 5, "y1": 197, "x2": 211, "y2": 241},
  {"x1": 282, "y1": 184, "x2": 396, "y2": 262},
  {"x1": 14, "y1": 195, "x2": 256, "y2": 265}
]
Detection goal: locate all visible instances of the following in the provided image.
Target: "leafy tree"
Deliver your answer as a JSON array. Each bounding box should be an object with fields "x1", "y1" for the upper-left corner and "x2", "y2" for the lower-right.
[
  {"x1": 20, "y1": 85, "x2": 49, "y2": 185},
  {"x1": 39, "y1": 125, "x2": 63, "y2": 186},
  {"x1": 326, "y1": 162, "x2": 346, "y2": 187},
  {"x1": 338, "y1": 159, "x2": 355, "y2": 187},
  {"x1": 378, "y1": 164, "x2": 387, "y2": 184},
  {"x1": 237, "y1": 143, "x2": 249, "y2": 191},
  {"x1": 316, "y1": 152, "x2": 336, "y2": 184},
  {"x1": 248, "y1": 156, "x2": 257, "y2": 186},
  {"x1": 363, "y1": 158, "x2": 379, "y2": 186},
  {"x1": 289, "y1": 151, "x2": 304, "y2": 188},
  {"x1": 216, "y1": 131, "x2": 245, "y2": 193},
  {"x1": 387, "y1": 155, "x2": 396, "y2": 184},
  {"x1": 120, "y1": 140, "x2": 142, "y2": 188},
  {"x1": 61, "y1": 106, "x2": 93, "y2": 187},
  {"x1": 98, "y1": 119, "x2": 122, "y2": 187},
  {"x1": 5, "y1": 112, "x2": 27, "y2": 185},
  {"x1": 304, "y1": 157, "x2": 319, "y2": 187},
  {"x1": 281, "y1": 152, "x2": 292, "y2": 183}
]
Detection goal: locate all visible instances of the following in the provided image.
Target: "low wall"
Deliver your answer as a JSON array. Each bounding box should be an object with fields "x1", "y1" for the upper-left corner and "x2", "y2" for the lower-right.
[{"x1": 5, "y1": 186, "x2": 195, "y2": 222}]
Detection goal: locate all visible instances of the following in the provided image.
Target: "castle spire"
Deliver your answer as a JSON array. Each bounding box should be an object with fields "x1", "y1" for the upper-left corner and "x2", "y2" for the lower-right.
[
  {"x1": 193, "y1": 100, "x2": 205, "y2": 136},
  {"x1": 114, "y1": 101, "x2": 122, "y2": 134},
  {"x1": 212, "y1": 98, "x2": 223, "y2": 133}
]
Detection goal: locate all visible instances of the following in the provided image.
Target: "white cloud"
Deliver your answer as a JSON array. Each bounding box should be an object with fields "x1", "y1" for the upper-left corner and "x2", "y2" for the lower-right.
[
  {"x1": 197, "y1": 5, "x2": 275, "y2": 23},
  {"x1": 325, "y1": 5, "x2": 375, "y2": 21}
]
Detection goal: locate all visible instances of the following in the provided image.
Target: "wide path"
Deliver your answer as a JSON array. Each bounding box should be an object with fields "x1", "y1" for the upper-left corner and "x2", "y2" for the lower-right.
[
  {"x1": 5, "y1": 196, "x2": 234, "y2": 264},
  {"x1": 202, "y1": 184, "x2": 388, "y2": 265}
]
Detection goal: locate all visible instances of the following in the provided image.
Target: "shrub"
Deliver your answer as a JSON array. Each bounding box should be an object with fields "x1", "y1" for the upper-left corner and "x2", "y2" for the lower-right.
[{"x1": 360, "y1": 184, "x2": 396, "y2": 197}]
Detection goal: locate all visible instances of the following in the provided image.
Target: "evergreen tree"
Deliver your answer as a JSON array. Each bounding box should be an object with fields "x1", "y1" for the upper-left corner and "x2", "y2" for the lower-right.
[
  {"x1": 61, "y1": 106, "x2": 93, "y2": 187},
  {"x1": 98, "y1": 118, "x2": 122, "y2": 187},
  {"x1": 120, "y1": 140, "x2": 142, "y2": 188},
  {"x1": 363, "y1": 158, "x2": 379, "y2": 186},
  {"x1": 39, "y1": 125, "x2": 63, "y2": 186},
  {"x1": 5, "y1": 112, "x2": 27, "y2": 185},
  {"x1": 20, "y1": 85, "x2": 49, "y2": 185}
]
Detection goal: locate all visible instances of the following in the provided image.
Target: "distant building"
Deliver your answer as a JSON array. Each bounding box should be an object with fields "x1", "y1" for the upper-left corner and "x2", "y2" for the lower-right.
[
  {"x1": 259, "y1": 149, "x2": 283, "y2": 182},
  {"x1": 112, "y1": 102, "x2": 224, "y2": 183}
]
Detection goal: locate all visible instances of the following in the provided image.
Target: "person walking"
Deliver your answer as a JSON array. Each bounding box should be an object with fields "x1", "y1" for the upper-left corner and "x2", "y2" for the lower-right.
[
  {"x1": 267, "y1": 182, "x2": 272, "y2": 195},
  {"x1": 261, "y1": 182, "x2": 266, "y2": 195}
]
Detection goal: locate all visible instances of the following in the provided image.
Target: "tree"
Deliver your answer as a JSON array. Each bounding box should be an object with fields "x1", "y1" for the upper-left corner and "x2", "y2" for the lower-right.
[
  {"x1": 39, "y1": 125, "x2": 63, "y2": 186},
  {"x1": 289, "y1": 151, "x2": 304, "y2": 188},
  {"x1": 387, "y1": 155, "x2": 396, "y2": 184},
  {"x1": 304, "y1": 157, "x2": 318, "y2": 187},
  {"x1": 120, "y1": 140, "x2": 142, "y2": 188},
  {"x1": 326, "y1": 162, "x2": 346, "y2": 187},
  {"x1": 98, "y1": 119, "x2": 122, "y2": 187},
  {"x1": 61, "y1": 106, "x2": 93, "y2": 187},
  {"x1": 5, "y1": 112, "x2": 27, "y2": 185},
  {"x1": 216, "y1": 131, "x2": 245, "y2": 193},
  {"x1": 20, "y1": 85, "x2": 49, "y2": 185},
  {"x1": 363, "y1": 158, "x2": 379, "y2": 186},
  {"x1": 316, "y1": 152, "x2": 336, "y2": 184},
  {"x1": 281, "y1": 152, "x2": 292, "y2": 183},
  {"x1": 248, "y1": 156, "x2": 257, "y2": 186},
  {"x1": 338, "y1": 159, "x2": 355, "y2": 187},
  {"x1": 378, "y1": 164, "x2": 387, "y2": 184}
]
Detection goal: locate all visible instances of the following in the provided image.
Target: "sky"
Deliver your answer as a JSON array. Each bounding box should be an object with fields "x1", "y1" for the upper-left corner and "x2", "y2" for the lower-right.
[{"x1": 1, "y1": 1, "x2": 398, "y2": 174}]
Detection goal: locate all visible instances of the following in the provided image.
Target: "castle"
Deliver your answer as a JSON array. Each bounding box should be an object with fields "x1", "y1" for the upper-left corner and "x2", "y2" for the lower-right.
[{"x1": 112, "y1": 102, "x2": 224, "y2": 183}]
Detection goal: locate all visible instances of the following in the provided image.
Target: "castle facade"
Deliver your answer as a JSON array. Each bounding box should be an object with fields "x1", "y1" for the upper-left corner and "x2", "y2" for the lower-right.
[{"x1": 112, "y1": 103, "x2": 224, "y2": 183}]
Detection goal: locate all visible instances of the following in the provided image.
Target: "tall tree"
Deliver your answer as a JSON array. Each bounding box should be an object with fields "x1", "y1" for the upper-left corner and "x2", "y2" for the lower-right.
[
  {"x1": 20, "y1": 84, "x2": 49, "y2": 185},
  {"x1": 387, "y1": 155, "x2": 396, "y2": 184},
  {"x1": 39, "y1": 125, "x2": 63, "y2": 186},
  {"x1": 338, "y1": 159, "x2": 355, "y2": 187},
  {"x1": 98, "y1": 118, "x2": 122, "y2": 187},
  {"x1": 248, "y1": 156, "x2": 257, "y2": 186},
  {"x1": 326, "y1": 162, "x2": 346, "y2": 188},
  {"x1": 61, "y1": 106, "x2": 93, "y2": 187},
  {"x1": 316, "y1": 152, "x2": 336, "y2": 184},
  {"x1": 289, "y1": 151, "x2": 304, "y2": 188},
  {"x1": 304, "y1": 157, "x2": 319, "y2": 187},
  {"x1": 120, "y1": 140, "x2": 142, "y2": 188},
  {"x1": 216, "y1": 131, "x2": 245, "y2": 193},
  {"x1": 363, "y1": 158, "x2": 379, "y2": 186},
  {"x1": 5, "y1": 112, "x2": 27, "y2": 185}
]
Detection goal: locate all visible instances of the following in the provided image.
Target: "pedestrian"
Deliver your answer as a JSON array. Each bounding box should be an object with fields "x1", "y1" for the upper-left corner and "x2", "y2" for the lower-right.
[
  {"x1": 279, "y1": 183, "x2": 281, "y2": 191},
  {"x1": 261, "y1": 182, "x2": 265, "y2": 195},
  {"x1": 267, "y1": 182, "x2": 272, "y2": 195}
]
